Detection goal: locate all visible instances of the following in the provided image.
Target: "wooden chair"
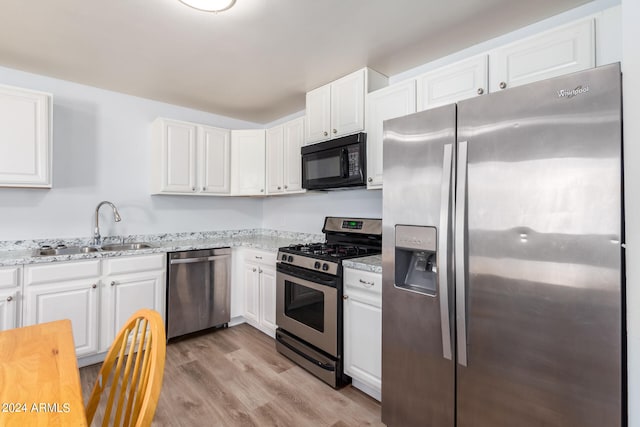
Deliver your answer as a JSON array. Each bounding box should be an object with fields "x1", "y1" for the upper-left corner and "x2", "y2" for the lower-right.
[{"x1": 85, "y1": 309, "x2": 166, "y2": 427}]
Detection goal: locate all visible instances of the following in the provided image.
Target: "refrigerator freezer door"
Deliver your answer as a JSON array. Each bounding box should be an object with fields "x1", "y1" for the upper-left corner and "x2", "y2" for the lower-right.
[
  {"x1": 456, "y1": 64, "x2": 622, "y2": 427},
  {"x1": 381, "y1": 104, "x2": 456, "y2": 427}
]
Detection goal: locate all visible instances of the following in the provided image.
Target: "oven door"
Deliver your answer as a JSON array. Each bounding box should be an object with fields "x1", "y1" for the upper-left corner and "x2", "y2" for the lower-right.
[
  {"x1": 276, "y1": 263, "x2": 338, "y2": 356},
  {"x1": 301, "y1": 135, "x2": 366, "y2": 190}
]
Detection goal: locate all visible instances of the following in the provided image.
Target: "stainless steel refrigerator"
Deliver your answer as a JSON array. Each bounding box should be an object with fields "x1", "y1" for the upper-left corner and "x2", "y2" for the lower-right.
[{"x1": 381, "y1": 63, "x2": 623, "y2": 427}]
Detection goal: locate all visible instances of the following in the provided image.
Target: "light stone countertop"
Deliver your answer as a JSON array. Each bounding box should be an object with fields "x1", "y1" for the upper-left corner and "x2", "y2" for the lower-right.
[
  {"x1": 342, "y1": 254, "x2": 382, "y2": 274},
  {"x1": 0, "y1": 230, "x2": 324, "y2": 267}
]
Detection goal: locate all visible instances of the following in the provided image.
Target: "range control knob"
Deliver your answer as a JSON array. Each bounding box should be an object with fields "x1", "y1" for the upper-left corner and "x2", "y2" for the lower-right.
[
  {"x1": 314, "y1": 261, "x2": 321, "y2": 269},
  {"x1": 281, "y1": 254, "x2": 287, "y2": 261},
  {"x1": 287, "y1": 255, "x2": 293, "y2": 262},
  {"x1": 322, "y1": 263, "x2": 329, "y2": 271}
]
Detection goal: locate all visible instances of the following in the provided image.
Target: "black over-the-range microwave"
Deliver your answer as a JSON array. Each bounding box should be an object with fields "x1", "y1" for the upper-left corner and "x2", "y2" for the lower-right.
[{"x1": 301, "y1": 133, "x2": 367, "y2": 190}]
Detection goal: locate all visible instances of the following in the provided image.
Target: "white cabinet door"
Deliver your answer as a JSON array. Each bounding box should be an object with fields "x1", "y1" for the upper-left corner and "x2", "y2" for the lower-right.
[
  {"x1": 24, "y1": 279, "x2": 100, "y2": 356},
  {"x1": 0, "y1": 85, "x2": 51, "y2": 188},
  {"x1": 100, "y1": 270, "x2": 165, "y2": 352},
  {"x1": 157, "y1": 119, "x2": 197, "y2": 193},
  {"x1": 416, "y1": 55, "x2": 488, "y2": 111},
  {"x1": 344, "y1": 296, "x2": 382, "y2": 395},
  {"x1": 305, "y1": 85, "x2": 331, "y2": 144},
  {"x1": 266, "y1": 125, "x2": 284, "y2": 194},
  {"x1": 243, "y1": 262, "x2": 260, "y2": 325},
  {"x1": 259, "y1": 264, "x2": 277, "y2": 334},
  {"x1": 489, "y1": 19, "x2": 595, "y2": 92},
  {"x1": 366, "y1": 81, "x2": 417, "y2": 189},
  {"x1": 331, "y1": 69, "x2": 365, "y2": 138},
  {"x1": 343, "y1": 268, "x2": 382, "y2": 399},
  {"x1": 0, "y1": 266, "x2": 20, "y2": 331},
  {"x1": 0, "y1": 288, "x2": 18, "y2": 332},
  {"x1": 200, "y1": 125, "x2": 230, "y2": 194},
  {"x1": 283, "y1": 117, "x2": 305, "y2": 193},
  {"x1": 231, "y1": 129, "x2": 266, "y2": 195}
]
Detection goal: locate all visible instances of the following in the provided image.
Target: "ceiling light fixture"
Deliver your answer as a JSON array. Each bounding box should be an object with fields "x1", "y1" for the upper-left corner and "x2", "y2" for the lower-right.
[{"x1": 178, "y1": 0, "x2": 236, "y2": 13}]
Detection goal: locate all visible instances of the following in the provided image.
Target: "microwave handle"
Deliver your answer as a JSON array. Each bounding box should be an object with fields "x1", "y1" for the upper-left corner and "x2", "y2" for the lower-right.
[{"x1": 341, "y1": 148, "x2": 349, "y2": 178}]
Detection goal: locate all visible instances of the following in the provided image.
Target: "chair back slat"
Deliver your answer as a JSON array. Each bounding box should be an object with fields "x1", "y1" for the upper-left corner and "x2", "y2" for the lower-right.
[{"x1": 85, "y1": 310, "x2": 166, "y2": 427}]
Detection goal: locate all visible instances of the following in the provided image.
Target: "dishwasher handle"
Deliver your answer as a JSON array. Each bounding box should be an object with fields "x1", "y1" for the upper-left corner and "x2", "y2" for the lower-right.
[{"x1": 169, "y1": 254, "x2": 229, "y2": 265}]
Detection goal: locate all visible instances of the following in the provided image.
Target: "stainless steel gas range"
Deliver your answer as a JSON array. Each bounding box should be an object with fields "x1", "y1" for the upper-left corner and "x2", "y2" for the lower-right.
[{"x1": 275, "y1": 217, "x2": 382, "y2": 388}]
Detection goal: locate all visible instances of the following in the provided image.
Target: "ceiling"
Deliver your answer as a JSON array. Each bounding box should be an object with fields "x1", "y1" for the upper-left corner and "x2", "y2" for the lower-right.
[{"x1": 0, "y1": 0, "x2": 592, "y2": 124}]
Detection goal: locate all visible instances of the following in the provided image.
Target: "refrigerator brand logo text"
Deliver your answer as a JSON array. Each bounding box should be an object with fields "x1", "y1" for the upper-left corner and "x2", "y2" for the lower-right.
[{"x1": 557, "y1": 85, "x2": 590, "y2": 99}]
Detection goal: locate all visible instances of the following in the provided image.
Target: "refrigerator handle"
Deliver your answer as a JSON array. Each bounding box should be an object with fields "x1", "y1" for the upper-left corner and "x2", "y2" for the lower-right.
[
  {"x1": 438, "y1": 143, "x2": 454, "y2": 360},
  {"x1": 456, "y1": 141, "x2": 468, "y2": 367}
]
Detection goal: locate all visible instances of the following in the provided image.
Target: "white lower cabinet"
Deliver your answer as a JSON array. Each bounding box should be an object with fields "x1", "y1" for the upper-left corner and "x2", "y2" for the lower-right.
[
  {"x1": 0, "y1": 266, "x2": 22, "y2": 332},
  {"x1": 24, "y1": 260, "x2": 101, "y2": 357},
  {"x1": 343, "y1": 267, "x2": 382, "y2": 401},
  {"x1": 23, "y1": 254, "x2": 166, "y2": 360},
  {"x1": 100, "y1": 254, "x2": 165, "y2": 352},
  {"x1": 241, "y1": 249, "x2": 277, "y2": 337}
]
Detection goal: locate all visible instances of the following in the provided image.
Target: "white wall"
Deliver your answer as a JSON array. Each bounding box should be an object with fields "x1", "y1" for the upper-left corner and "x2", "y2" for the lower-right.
[
  {"x1": 0, "y1": 66, "x2": 264, "y2": 241},
  {"x1": 261, "y1": 189, "x2": 382, "y2": 234},
  {"x1": 622, "y1": 0, "x2": 640, "y2": 424}
]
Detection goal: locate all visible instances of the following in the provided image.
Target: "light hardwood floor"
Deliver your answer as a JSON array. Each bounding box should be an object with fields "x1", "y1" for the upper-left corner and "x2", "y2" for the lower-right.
[{"x1": 80, "y1": 324, "x2": 384, "y2": 426}]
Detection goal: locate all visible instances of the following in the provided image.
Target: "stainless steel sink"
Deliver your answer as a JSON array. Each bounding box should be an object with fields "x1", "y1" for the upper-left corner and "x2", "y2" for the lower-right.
[
  {"x1": 35, "y1": 246, "x2": 100, "y2": 256},
  {"x1": 100, "y1": 242, "x2": 154, "y2": 251}
]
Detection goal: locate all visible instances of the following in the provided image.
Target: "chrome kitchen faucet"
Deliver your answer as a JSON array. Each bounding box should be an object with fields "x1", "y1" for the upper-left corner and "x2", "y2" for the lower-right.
[{"x1": 92, "y1": 201, "x2": 121, "y2": 246}]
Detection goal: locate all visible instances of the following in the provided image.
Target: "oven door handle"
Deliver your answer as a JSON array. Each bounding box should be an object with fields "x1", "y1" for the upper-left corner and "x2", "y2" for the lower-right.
[
  {"x1": 276, "y1": 333, "x2": 336, "y2": 371},
  {"x1": 277, "y1": 265, "x2": 337, "y2": 287}
]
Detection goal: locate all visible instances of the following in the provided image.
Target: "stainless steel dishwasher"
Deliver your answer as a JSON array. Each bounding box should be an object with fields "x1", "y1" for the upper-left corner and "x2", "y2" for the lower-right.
[{"x1": 166, "y1": 247, "x2": 231, "y2": 340}]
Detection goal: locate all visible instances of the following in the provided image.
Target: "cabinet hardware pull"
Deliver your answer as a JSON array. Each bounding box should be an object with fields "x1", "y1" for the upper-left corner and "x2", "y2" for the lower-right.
[
  {"x1": 6, "y1": 296, "x2": 12, "y2": 302},
  {"x1": 367, "y1": 177, "x2": 373, "y2": 182},
  {"x1": 277, "y1": 186, "x2": 281, "y2": 190},
  {"x1": 92, "y1": 284, "x2": 97, "y2": 289},
  {"x1": 323, "y1": 131, "x2": 328, "y2": 136},
  {"x1": 192, "y1": 187, "x2": 196, "y2": 191},
  {"x1": 202, "y1": 186, "x2": 206, "y2": 191},
  {"x1": 111, "y1": 281, "x2": 116, "y2": 286},
  {"x1": 359, "y1": 279, "x2": 375, "y2": 287},
  {"x1": 284, "y1": 185, "x2": 288, "y2": 189},
  {"x1": 343, "y1": 295, "x2": 349, "y2": 300},
  {"x1": 259, "y1": 268, "x2": 263, "y2": 273},
  {"x1": 260, "y1": 189, "x2": 264, "y2": 192},
  {"x1": 255, "y1": 256, "x2": 262, "y2": 259},
  {"x1": 499, "y1": 81, "x2": 507, "y2": 90},
  {"x1": 477, "y1": 88, "x2": 484, "y2": 95},
  {"x1": 252, "y1": 268, "x2": 257, "y2": 272}
]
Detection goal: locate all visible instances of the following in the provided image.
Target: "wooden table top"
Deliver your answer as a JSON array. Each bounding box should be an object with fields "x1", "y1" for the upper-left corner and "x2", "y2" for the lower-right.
[{"x1": 0, "y1": 319, "x2": 87, "y2": 426}]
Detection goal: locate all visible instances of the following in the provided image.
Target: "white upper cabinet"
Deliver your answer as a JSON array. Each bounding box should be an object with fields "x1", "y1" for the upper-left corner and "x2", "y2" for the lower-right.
[
  {"x1": 416, "y1": 55, "x2": 488, "y2": 111},
  {"x1": 305, "y1": 68, "x2": 388, "y2": 145},
  {"x1": 305, "y1": 85, "x2": 331, "y2": 144},
  {"x1": 282, "y1": 117, "x2": 304, "y2": 193},
  {"x1": 151, "y1": 118, "x2": 230, "y2": 195},
  {"x1": 330, "y1": 70, "x2": 366, "y2": 138},
  {"x1": 489, "y1": 18, "x2": 595, "y2": 92},
  {"x1": 266, "y1": 125, "x2": 285, "y2": 194},
  {"x1": 365, "y1": 80, "x2": 417, "y2": 189},
  {"x1": 199, "y1": 125, "x2": 231, "y2": 194},
  {"x1": 266, "y1": 117, "x2": 305, "y2": 195},
  {"x1": 231, "y1": 129, "x2": 266, "y2": 196},
  {"x1": 153, "y1": 119, "x2": 197, "y2": 193},
  {"x1": 0, "y1": 85, "x2": 52, "y2": 188}
]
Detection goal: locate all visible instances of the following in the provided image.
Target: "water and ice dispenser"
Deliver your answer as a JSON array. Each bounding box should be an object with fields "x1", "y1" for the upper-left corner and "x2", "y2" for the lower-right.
[{"x1": 394, "y1": 225, "x2": 438, "y2": 296}]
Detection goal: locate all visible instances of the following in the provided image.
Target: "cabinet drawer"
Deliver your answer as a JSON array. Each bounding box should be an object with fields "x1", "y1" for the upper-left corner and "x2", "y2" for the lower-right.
[
  {"x1": 104, "y1": 254, "x2": 165, "y2": 275},
  {"x1": 0, "y1": 266, "x2": 20, "y2": 289},
  {"x1": 244, "y1": 249, "x2": 276, "y2": 266},
  {"x1": 344, "y1": 268, "x2": 382, "y2": 300},
  {"x1": 25, "y1": 259, "x2": 101, "y2": 286}
]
